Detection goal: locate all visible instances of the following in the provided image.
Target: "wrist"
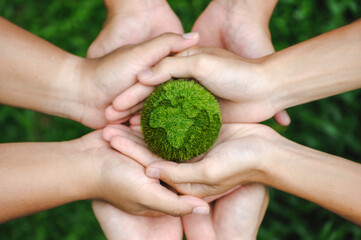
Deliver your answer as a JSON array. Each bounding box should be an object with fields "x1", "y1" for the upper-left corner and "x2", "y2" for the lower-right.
[
  {"x1": 54, "y1": 54, "x2": 89, "y2": 124},
  {"x1": 65, "y1": 135, "x2": 103, "y2": 201},
  {"x1": 259, "y1": 55, "x2": 289, "y2": 114}
]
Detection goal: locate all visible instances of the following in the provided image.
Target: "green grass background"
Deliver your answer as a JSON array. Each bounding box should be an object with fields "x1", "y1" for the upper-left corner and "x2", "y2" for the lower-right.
[{"x1": 0, "y1": 0, "x2": 360, "y2": 239}]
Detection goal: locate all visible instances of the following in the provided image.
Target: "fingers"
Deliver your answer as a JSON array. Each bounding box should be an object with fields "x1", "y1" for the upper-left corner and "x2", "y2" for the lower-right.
[
  {"x1": 105, "y1": 103, "x2": 144, "y2": 122},
  {"x1": 137, "y1": 55, "x2": 198, "y2": 86},
  {"x1": 112, "y1": 83, "x2": 154, "y2": 111},
  {"x1": 110, "y1": 135, "x2": 162, "y2": 167},
  {"x1": 144, "y1": 183, "x2": 210, "y2": 216},
  {"x1": 129, "y1": 114, "x2": 141, "y2": 126},
  {"x1": 132, "y1": 32, "x2": 199, "y2": 67},
  {"x1": 145, "y1": 160, "x2": 215, "y2": 185},
  {"x1": 273, "y1": 110, "x2": 291, "y2": 126},
  {"x1": 102, "y1": 124, "x2": 143, "y2": 142}
]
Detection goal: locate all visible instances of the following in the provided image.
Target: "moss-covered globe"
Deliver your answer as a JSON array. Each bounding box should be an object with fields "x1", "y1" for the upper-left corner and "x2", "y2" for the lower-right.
[{"x1": 141, "y1": 79, "x2": 222, "y2": 162}]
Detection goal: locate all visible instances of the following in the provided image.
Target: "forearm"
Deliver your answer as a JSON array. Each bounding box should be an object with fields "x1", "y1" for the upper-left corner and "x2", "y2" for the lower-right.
[
  {"x1": 0, "y1": 17, "x2": 84, "y2": 121},
  {"x1": 265, "y1": 19, "x2": 361, "y2": 111},
  {"x1": 0, "y1": 140, "x2": 94, "y2": 223},
  {"x1": 261, "y1": 138, "x2": 361, "y2": 224}
]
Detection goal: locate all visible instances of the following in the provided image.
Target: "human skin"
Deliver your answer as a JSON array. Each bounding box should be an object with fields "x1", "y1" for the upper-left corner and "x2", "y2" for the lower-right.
[
  {"x1": 111, "y1": 0, "x2": 290, "y2": 126},
  {"x1": 143, "y1": 123, "x2": 361, "y2": 225},
  {"x1": 87, "y1": 0, "x2": 183, "y2": 58},
  {"x1": 86, "y1": 1, "x2": 185, "y2": 238},
  {"x1": 135, "y1": 19, "x2": 361, "y2": 125},
  {"x1": 100, "y1": 124, "x2": 270, "y2": 240},
  {"x1": 105, "y1": 122, "x2": 361, "y2": 226},
  {"x1": 0, "y1": 17, "x2": 198, "y2": 129},
  {"x1": 0, "y1": 130, "x2": 209, "y2": 224}
]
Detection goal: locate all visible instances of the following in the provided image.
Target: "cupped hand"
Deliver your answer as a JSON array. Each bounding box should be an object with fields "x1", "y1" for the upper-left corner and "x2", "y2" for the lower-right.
[
  {"x1": 87, "y1": 0, "x2": 184, "y2": 58},
  {"x1": 192, "y1": 0, "x2": 289, "y2": 125},
  {"x1": 131, "y1": 47, "x2": 281, "y2": 124},
  {"x1": 77, "y1": 130, "x2": 209, "y2": 216},
  {"x1": 92, "y1": 200, "x2": 183, "y2": 240},
  {"x1": 183, "y1": 184, "x2": 269, "y2": 240},
  {"x1": 104, "y1": 122, "x2": 278, "y2": 198},
  {"x1": 77, "y1": 32, "x2": 199, "y2": 129},
  {"x1": 143, "y1": 123, "x2": 279, "y2": 198}
]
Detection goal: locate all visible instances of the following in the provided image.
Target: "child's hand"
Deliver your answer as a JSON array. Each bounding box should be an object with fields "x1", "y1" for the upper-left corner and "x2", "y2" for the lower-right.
[
  {"x1": 78, "y1": 129, "x2": 209, "y2": 216},
  {"x1": 77, "y1": 32, "x2": 199, "y2": 129}
]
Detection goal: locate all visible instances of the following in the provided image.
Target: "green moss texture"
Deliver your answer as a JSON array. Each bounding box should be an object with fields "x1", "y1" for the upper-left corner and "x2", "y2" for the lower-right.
[{"x1": 141, "y1": 79, "x2": 222, "y2": 162}]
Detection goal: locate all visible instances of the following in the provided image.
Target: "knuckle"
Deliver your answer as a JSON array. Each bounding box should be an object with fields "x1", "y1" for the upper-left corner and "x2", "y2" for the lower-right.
[
  {"x1": 191, "y1": 54, "x2": 211, "y2": 79},
  {"x1": 200, "y1": 164, "x2": 219, "y2": 183}
]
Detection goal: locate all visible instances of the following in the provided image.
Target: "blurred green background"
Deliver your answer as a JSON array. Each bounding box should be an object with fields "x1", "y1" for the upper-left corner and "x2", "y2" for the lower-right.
[{"x1": 0, "y1": 0, "x2": 360, "y2": 239}]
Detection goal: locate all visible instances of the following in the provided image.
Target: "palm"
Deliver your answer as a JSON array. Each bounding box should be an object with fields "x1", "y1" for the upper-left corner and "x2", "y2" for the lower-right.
[
  {"x1": 182, "y1": 184, "x2": 269, "y2": 240},
  {"x1": 93, "y1": 200, "x2": 183, "y2": 240},
  {"x1": 192, "y1": 1, "x2": 274, "y2": 58},
  {"x1": 87, "y1": 2, "x2": 184, "y2": 58}
]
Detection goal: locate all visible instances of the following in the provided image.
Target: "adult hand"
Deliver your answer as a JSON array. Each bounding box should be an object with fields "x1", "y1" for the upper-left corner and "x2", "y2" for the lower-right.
[
  {"x1": 105, "y1": 123, "x2": 275, "y2": 198},
  {"x1": 87, "y1": 0, "x2": 183, "y2": 58},
  {"x1": 131, "y1": 47, "x2": 282, "y2": 125},
  {"x1": 78, "y1": 32, "x2": 199, "y2": 129},
  {"x1": 142, "y1": 123, "x2": 277, "y2": 198},
  {"x1": 80, "y1": 129, "x2": 209, "y2": 216},
  {"x1": 191, "y1": 0, "x2": 289, "y2": 125},
  {"x1": 92, "y1": 200, "x2": 183, "y2": 240},
  {"x1": 183, "y1": 184, "x2": 269, "y2": 240}
]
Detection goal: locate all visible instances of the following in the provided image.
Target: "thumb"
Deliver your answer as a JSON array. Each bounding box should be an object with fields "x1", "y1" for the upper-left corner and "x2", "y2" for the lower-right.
[
  {"x1": 145, "y1": 183, "x2": 210, "y2": 216},
  {"x1": 131, "y1": 32, "x2": 199, "y2": 67}
]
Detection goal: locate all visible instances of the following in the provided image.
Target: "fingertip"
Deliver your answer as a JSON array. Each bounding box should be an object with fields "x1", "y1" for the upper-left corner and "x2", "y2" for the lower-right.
[
  {"x1": 130, "y1": 114, "x2": 141, "y2": 126},
  {"x1": 180, "y1": 195, "x2": 210, "y2": 215},
  {"x1": 105, "y1": 105, "x2": 120, "y2": 122},
  {"x1": 102, "y1": 125, "x2": 121, "y2": 141},
  {"x1": 182, "y1": 32, "x2": 199, "y2": 40},
  {"x1": 274, "y1": 110, "x2": 291, "y2": 126}
]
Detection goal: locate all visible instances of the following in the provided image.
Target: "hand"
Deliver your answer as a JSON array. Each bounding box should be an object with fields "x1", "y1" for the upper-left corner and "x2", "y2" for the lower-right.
[
  {"x1": 128, "y1": 47, "x2": 281, "y2": 125},
  {"x1": 183, "y1": 184, "x2": 269, "y2": 240},
  {"x1": 192, "y1": 0, "x2": 276, "y2": 58},
  {"x1": 191, "y1": 0, "x2": 289, "y2": 125},
  {"x1": 106, "y1": 122, "x2": 276, "y2": 198},
  {"x1": 87, "y1": 0, "x2": 184, "y2": 58},
  {"x1": 92, "y1": 200, "x2": 183, "y2": 240},
  {"x1": 77, "y1": 32, "x2": 199, "y2": 129},
  {"x1": 78, "y1": 129, "x2": 209, "y2": 216}
]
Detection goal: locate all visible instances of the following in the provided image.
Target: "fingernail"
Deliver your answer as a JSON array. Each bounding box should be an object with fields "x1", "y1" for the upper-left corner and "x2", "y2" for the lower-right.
[
  {"x1": 182, "y1": 32, "x2": 199, "y2": 39},
  {"x1": 146, "y1": 167, "x2": 160, "y2": 178},
  {"x1": 192, "y1": 207, "x2": 210, "y2": 215},
  {"x1": 138, "y1": 69, "x2": 153, "y2": 80}
]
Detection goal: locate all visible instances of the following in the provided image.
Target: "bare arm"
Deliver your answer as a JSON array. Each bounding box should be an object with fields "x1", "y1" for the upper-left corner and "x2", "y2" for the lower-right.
[
  {"x1": 141, "y1": 124, "x2": 361, "y2": 225},
  {"x1": 0, "y1": 17, "x2": 83, "y2": 122},
  {"x1": 0, "y1": 131, "x2": 208, "y2": 223},
  {"x1": 0, "y1": 140, "x2": 92, "y2": 223},
  {"x1": 135, "y1": 19, "x2": 361, "y2": 124},
  {"x1": 267, "y1": 19, "x2": 361, "y2": 112}
]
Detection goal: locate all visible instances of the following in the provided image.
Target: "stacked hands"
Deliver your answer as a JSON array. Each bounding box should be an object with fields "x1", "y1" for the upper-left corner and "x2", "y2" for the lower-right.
[{"x1": 1, "y1": 0, "x2": 361, "y2": 239}]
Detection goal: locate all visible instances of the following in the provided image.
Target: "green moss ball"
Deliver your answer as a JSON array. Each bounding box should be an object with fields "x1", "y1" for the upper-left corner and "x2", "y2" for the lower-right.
[{"x1": 141, "y1": 79, "x2": 222, "y2": 162}]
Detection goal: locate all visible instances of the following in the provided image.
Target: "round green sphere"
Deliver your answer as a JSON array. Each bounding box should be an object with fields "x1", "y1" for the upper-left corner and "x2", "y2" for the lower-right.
[{"x1": 141, "y1": 79, "x2": 222, "y2": 162}]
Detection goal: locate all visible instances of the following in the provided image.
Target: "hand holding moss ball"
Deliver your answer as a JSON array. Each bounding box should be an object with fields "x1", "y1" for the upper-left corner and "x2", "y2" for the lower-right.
[{"x1": 141, "y1": 79, "x2": 222, "y2": 162}]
